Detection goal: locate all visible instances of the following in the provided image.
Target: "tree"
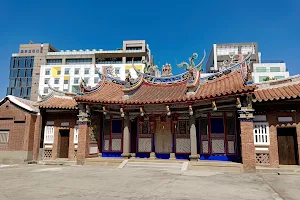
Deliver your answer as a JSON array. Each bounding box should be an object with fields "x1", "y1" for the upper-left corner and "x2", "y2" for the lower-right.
[{"x1": 263, "y1": 76, "x2": 277, "y2": 82}]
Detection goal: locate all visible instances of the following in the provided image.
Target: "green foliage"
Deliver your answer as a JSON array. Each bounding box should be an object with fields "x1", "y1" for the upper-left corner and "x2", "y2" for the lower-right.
[{"x1": 263, "y1": 76, "x2": 276, "y2": 82}]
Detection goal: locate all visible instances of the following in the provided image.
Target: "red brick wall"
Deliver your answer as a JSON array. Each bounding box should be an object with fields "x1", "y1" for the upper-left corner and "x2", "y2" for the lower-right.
[
  {"x1": 0, "y1": 101, "x2": 36, "y2": 152},
  {"x1": 240, "y1": 120, "x2": 256, "y2": 172},
  {"x1": 77, "y1": 122, "x2": 90, "y2": 164},
  {"x1": 266, "y1": 110, "x2": 300, "y2": 167},
  {"x1": 42, "y1": 111, "x2": 77, "y2": 160}
]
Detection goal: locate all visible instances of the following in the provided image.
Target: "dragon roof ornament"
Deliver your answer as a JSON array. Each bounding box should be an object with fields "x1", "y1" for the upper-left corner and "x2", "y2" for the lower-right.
[{"x1": 177, "y1": 50, "x2": 206, "y2": 72}]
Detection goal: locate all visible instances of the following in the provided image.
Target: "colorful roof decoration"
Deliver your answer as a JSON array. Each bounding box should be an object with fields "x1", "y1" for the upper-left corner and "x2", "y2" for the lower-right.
[
  {"x1": 253, "y1": 75, "x2": 300, "y2": 102},
  {"x1": 75, "y1": 52, "x2": 255, "y2": 105}
]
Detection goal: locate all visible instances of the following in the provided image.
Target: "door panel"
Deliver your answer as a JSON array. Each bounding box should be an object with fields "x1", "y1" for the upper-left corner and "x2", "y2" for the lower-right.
[
  {"x1": 59, "y1": 131, "x2": 69, "y2": 158},
  {"x1": 277, "y1": 128, "x2": 298, "y2": 165}
]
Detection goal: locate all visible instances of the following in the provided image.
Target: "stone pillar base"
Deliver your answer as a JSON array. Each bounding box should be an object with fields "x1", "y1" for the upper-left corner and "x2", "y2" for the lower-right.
[
  {"x1": 189, "y1": 154, "x2": 199, "y2": 161},
  {"x1": 131, "y1": 153, "x2": 136, "y2": 158},
  {"x1": 76, "y1": 160, "x2": 85, "y2": 165},
  {"x1": 150, "y1": 152, "x2": 156, "y2": 159},
  {"x1": 170, "y1": 153, "x2": 176, "y2": 160},
  {"x1": 121, "y1": 153, "x2": 131, "y2": 159}
]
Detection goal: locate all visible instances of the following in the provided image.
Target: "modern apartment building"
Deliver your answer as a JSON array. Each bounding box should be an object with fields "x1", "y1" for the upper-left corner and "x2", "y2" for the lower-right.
[
  {"x1": 252, "y1": 61, "x2": 290, "y2": 83},
  {"x1": 7, "y1": 43, "x2": 57, "y2": 100},
  {"x1": 205, "y1": 42, "x2": 259, "y2": 73},
  {"x1": 7, "y1": 40, "x2": 153, "y2": 100}
]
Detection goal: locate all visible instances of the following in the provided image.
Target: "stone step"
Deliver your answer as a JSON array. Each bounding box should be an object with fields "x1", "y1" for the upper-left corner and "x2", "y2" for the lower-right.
[
  {"x1": 189, "y1": 161, "x2": 242, "y2": 172},
  {"x1": 125, "y1": 161, "x2": 182, "y2": 170},
  {"x1": 85, "y1": 158, "x2": 124, "y2": 167},
  {"x1": 256, "y1": 166, "x2": 300, "y2": 174},
  {"x1": 38, "y1": 160, "x2": 76, "y2": 166}
]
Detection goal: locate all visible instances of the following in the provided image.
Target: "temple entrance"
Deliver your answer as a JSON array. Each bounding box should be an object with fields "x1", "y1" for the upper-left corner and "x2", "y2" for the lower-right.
[
  {"x1": 277, "y1": 127, "x2": 299, "y2": 165},
  {"x1": 102, "y1": 118, "x2": 123, "y2": 156},
  {"x1": 59, "y1": 130, "x2": 70, "y2": 158},
  {"x1": 155, "y1": 117, "x2": 172, "y2": 158},
  {"x1": 199, "y1": 112, "x2": 237, "y2": 161}
]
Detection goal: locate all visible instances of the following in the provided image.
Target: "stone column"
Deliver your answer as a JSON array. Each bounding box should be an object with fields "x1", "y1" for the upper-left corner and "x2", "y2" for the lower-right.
[
  {"x1": 77, "y1": 121, "x2": 90, "y2": 164},
  {"x1": 122, "y1": 115, "x2": 131, "y2": 158},
  {"x1": 189, "y1": 115, "x2": 199, "y2": 161},
  {"x1": 76, "y1": 103, "x2": 90, "y2": 164},
  {"x1": 238, "y1": 108, "x2": 256, "y2": 172}
]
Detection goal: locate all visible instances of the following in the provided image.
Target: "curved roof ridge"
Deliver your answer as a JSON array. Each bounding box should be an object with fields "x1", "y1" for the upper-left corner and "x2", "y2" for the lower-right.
[{"x1": 1, "y1": 95, "x2": 39, "y2": 113}]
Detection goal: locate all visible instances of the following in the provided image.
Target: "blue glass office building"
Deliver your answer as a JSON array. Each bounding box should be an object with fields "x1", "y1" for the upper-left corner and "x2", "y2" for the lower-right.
[{"x1": 6, "y1": 56, "x2": 34, "y2": 100}]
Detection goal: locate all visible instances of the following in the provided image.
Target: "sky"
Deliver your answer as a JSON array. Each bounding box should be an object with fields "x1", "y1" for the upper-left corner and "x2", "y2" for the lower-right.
[{"x1": 0, "y1": 0, "x2": 299, "y2": 98}]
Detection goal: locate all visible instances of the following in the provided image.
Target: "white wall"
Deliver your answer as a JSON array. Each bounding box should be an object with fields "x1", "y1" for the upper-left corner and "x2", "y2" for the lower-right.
[{"x1": 38, "y1": 63, "x2": 144, "y2": 96}]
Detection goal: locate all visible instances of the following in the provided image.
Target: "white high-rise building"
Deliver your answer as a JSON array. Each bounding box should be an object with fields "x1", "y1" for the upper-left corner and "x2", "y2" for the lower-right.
[{"x1": 38, "y1": 40, "x2": 152, "y2": 97}]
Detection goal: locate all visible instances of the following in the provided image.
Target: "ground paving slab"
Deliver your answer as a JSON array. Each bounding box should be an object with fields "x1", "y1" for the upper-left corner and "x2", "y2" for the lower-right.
[{"x1": 1, "y1": 164, "x2": 299, "y2": 199}]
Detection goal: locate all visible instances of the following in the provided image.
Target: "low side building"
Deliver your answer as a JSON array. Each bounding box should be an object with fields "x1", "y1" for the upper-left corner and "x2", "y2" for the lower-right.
[{"x1": 0, "y1": 95, "x2": 40, "y2": 163}]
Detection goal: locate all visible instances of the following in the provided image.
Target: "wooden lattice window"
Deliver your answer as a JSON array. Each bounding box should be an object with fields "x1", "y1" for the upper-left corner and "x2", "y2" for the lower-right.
[
  {"x1": 74, "y1": 125, "x2": 79, "y2": 144},
  {"x1": 176, "y1": 120, "x2": 190, "y2": 135},
  {"x1": 44, "y1": 126, "x2": 54, "y2": 144},
  {"x1": 253, "y1": 122, "x2": 270, "y2": 145},
  {"x1": 0, "y1": 130, "x2": 9, "y2": 144}
]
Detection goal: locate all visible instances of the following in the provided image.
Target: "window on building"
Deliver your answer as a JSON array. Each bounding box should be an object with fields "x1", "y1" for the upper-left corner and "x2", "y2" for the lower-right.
[
  {"x1": 10, "y1": 69, "x2": 18, "y2": 77},
  {"x1": 64, "y1": 80, "x2": 69, "y2": 84},
  {"x1": 28, "y1": 50, "x2": 31, "y2": 53},
  {"x1": 74, "y1": 78, "x2": 79, "y2": 84},
  {"x1": 46, "y1": 59, "x2": 62, "y2": 65},
  {"x1": 21, "y1": 78, "x2": 27, "y2": 87},
  {"x1": 54, "y1": 78, "x2": 59, "y2": 84},
  {"x1": 36, "y1": 49, "x2": 39, "y2": 53},
  {"x1": 72, "y1": 85, "x2": 79, "y2": 93},
  {"x1": 9, "y1": 79, "x2": 15, "y2": 87},
  {"x1": 115, "y1": 68, "x2": 120, "y2": 74},
  {"x1": 84, "y1": 77, "x2": 89, "y2": 83},
  {"x1": 27, "y1": 78, "x2": 32, "y2": 87},
  {"x1": 94, "y1": 77, "x2": 99, "y2": 83},
  {"x1": 63, "y1": 89, "x2": 68, "y2": 92},
  {"x1": 96, "y1": 57, "x2": 122, "y2": 64},
  {"x1": 74, "y1": 68, "x2": 80, "y2": 75},
  {"x1": 25, "y1": 69, "x2": 32, "y2": 77},
  {"x1": 27, "y1": 87, "x2": 31, "y2": 96},
  {"x1": 44, "y1": 78, "x2": 50, "y2": 84},
  {"x1": 65, "y1": 69, "x2": 70, "y2": 75},
  {"x1": 274, "y1": 76, "x2": 285, "y2": 80},
  {"x1": 57, "y1": 70, "x2": 61, "y2": 75},
  {"x1": 45, "y1": 69, "x2": 51, "y2": 75},
  {"x1": 20, "y1": 50, "x2": 24, "y2": 53},
  {"x1": 259, "y1": 76, "x2": 268, "y2": 82},
  {"x1": 54, "y1": 87, "x2": 59, "y2": 90},
  {"x1": 126, "y1": 46, "x2": 142, "y2": 51},
  {"x1": 24, "y1": 50, "x2": 27, "y2": 53},
  {"x1": 44, "y1": 87, "x2": 49, "y2": 94},
  {"x1": 18, "y1": 69, "x2": 26, "y2": 77},
  {"x1": 66, "y1": 58, "x2": 92, "y2": 65},
  {"x1": 270, "y1": 67, "x2": 281, "y2": 72},
  {"x1": 84, "y1": 69, "x2": 90, "y2": 75},
  {"x1": 0, "y1": 131, "x2": 9, "y2": 144},
  {"x1": 15, "y1": 78, "x2": 21, "y2": 87},
  {"x1": 255, "y1": 67, "x2": 267, "y2": 72},
  {"x1": 126, "y1": 57, "x2": 142, "y2": 63},
  {"x1": 32, "y1": 50, "x2": 35, "y2": 53}
]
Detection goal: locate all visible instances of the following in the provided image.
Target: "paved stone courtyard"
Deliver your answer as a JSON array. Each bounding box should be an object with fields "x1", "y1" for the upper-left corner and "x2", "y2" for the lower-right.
[{"x1": 0, "y1": 164, "x2": 299, "y2": 200}]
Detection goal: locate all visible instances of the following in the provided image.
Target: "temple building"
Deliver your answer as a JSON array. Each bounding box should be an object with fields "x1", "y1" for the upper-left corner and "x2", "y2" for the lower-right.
[{"x1": 0, "y1": 51, "x2": 299, "y2": 172}]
